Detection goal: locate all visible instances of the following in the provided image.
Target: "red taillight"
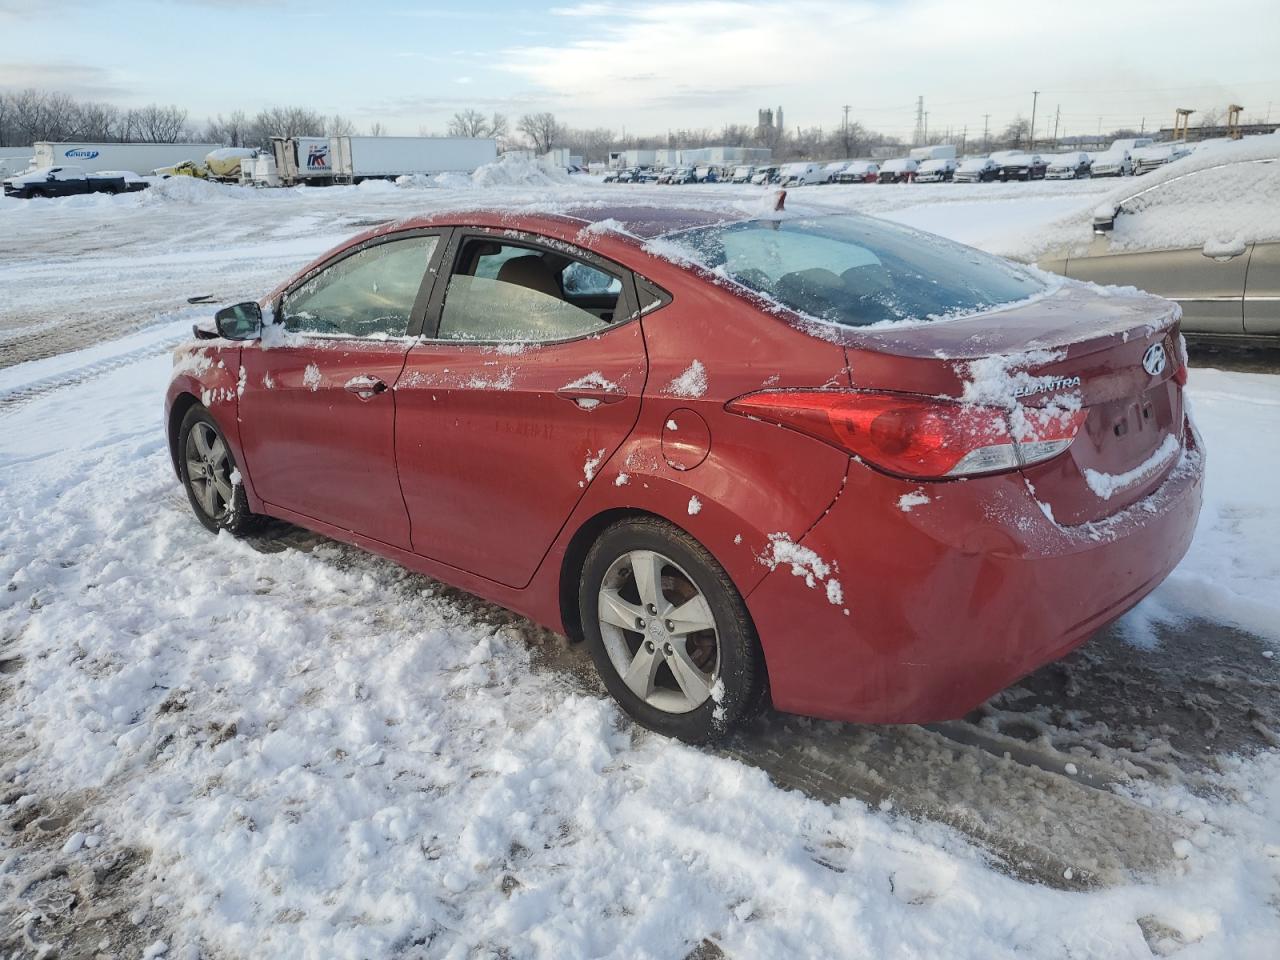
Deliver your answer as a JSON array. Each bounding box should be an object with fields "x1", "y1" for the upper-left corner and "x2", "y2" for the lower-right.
[{"x1": 727, "y1": 390, "x2": 1086, "y2": 479}]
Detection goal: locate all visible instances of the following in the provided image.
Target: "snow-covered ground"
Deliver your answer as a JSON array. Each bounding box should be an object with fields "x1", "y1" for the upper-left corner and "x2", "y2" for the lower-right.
[{"x1": 2, "y1": 166, "x2": 1279, "y2": 959}]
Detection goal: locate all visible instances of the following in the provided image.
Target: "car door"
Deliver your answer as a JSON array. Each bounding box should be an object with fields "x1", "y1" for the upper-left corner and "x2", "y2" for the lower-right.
[
  {"x1": 1245, "y1": 241, "x2": 1280, "y2": 335},
  {"x1": 1064, "y1": 166, "x2": 1249, "y2": 335},
  {"x1": 238, "y1": 231, "x2": 447, "y2": 549},
  {"x1": 394, "y1": 229, "x2": 647, "y2": 588}
]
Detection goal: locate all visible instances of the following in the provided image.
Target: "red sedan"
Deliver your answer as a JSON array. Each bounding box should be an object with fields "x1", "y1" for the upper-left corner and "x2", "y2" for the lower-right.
[{"x1": 165, "y1": 205, "x2": 1204, "y2": 742}]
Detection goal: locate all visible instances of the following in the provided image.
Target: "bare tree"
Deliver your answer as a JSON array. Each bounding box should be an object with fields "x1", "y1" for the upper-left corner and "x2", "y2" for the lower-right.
[
  {"x1": 1000, "y1": 115, "x2": 1031, "y2": 150},
  {"x1": 125, "y1": 104, "x2": 190, "y2": 142},
  {"x1": 368, "y1": 121, "x2": 387, "y2": 137},
  {"x1": 518, "y1": 111, "x2": 561, "y2": 154},
  {"x1": 72, "y1": 101, "x2": 124, "y2": 141},
  {"x1": 448, "y1": 108, "x2": 490, "y2": 138},
  {"x1": 489, "y1": 112, "x2": 508, "y2": 143},
  {"x1": 205, "y1": 111, "x2": 249, "y2": 147},
  {"x1": 249, "y1": 106, "x2": 326, "y2": 146},
  {"x1": 326, "y1": 114, "x2": 356, "y2": 137}
]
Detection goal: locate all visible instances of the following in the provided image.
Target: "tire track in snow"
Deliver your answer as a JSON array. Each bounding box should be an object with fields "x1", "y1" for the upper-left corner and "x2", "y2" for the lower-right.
[{"x1": 0, "y1": 320, "x2": 192, "y2": 415}]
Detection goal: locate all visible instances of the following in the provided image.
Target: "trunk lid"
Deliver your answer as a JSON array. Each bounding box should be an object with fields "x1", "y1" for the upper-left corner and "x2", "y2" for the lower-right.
[{"x1": 829, "y1": 282, "x2": 1187, "y2": 524}]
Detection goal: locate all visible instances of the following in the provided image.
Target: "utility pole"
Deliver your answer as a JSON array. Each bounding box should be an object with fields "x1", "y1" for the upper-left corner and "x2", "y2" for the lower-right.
[
  {"x1": 842, "y1": 103, "x2": 852, "y2": 157},
  {"x1": 1029, "y1": 90, "x2": 1039, "y2": 149},
  {"x1": 1052, "y1": 105, "x2": 1060, "y2": 146},
  {"x1": 982, "y1": 114, "x2": 990, "y2": 151},
  {"x1": 913, "y1": 95, "x2": 925, "y2": 146}
]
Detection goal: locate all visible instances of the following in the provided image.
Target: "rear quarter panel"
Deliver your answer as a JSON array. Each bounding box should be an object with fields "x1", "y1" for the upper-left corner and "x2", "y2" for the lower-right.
[{"x1": 574, "y1": 256, "x2": 855, "y2": 597}]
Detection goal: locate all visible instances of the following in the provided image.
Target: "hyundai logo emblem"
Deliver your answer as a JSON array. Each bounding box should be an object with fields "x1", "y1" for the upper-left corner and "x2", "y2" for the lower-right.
[{"x1": 1142, "y1": 342, "x2": 1167, "y2": 377}]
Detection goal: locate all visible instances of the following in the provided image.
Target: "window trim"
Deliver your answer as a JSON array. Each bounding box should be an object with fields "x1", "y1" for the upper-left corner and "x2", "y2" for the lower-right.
[
  {"x1": 273, "y1": 228, "x2": 454, "y2": 341},
  {"x1": 420, "y1": 228, "x2": 642, "y2": 346}
]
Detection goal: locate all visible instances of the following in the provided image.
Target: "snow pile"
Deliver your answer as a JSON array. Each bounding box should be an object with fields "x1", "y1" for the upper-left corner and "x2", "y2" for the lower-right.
[
  {"x1": 142, "y1": 176, "x2": 250, "y2": 205},
  {"x1": 470, "y1": 154, "x2": 571, "y2": 189}
]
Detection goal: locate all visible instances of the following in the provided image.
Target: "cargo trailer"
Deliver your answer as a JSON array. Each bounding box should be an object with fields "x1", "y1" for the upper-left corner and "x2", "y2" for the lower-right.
[
  {"x1": 265, "y1": 136, "x2": 497, "y2": 186},
  {"x1": 32, "y1": 142, "x2": 221, "y2": 175}
]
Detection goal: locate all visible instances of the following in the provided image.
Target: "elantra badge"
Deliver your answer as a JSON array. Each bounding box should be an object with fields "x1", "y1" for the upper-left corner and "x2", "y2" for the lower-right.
[{"x1": 1142, "y1": 342, "x2": 1167, "y2": 377}]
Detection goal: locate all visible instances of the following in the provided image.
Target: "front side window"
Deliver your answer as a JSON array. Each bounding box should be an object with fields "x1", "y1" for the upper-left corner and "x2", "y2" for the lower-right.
[
  {"x1": 280, "y1": 235, "x2": 438, "y2": 338},
  {"x1": 667, "y1": 216, "x2": 1042, "y2": 328},
  {"x1": 436, "y1": 238, "x2": 622, "y2": 342}
]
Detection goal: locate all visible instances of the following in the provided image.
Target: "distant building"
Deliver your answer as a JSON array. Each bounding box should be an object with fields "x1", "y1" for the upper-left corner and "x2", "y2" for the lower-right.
[{"x1": 776, "y1": 105, "x2": 784, "y2": 133}]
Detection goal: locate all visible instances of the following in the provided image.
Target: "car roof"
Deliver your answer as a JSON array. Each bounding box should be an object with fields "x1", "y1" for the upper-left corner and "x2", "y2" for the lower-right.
[{"x1": 397, "y1": 204, "x2": 753, "y2": 241}]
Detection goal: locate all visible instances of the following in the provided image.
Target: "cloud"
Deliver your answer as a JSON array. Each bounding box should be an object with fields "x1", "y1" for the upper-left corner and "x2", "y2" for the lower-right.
[
  {"x1": 501, "y1": 0, "x2": 1280, "y2": 134},
  {"x1": 0, "y1": 62, "x2": 135, "y2": 99}
]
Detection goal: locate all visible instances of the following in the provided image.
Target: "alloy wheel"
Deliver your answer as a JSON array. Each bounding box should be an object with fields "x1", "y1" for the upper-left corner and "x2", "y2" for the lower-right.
[
  {"x1": 597, "y1": 549, "x2": 720, "y2": 714},
  {"x1": 184, "y1": 421, "x2": 234, "y2": 521}
]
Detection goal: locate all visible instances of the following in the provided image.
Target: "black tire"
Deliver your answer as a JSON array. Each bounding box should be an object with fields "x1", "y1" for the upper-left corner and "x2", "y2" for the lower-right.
[
  {"x1": 177, "y1": 405, "x2": 262, "y2": 536},
  {"x1": 579, "y1": 517, "x2": 768, "y2": 743}
]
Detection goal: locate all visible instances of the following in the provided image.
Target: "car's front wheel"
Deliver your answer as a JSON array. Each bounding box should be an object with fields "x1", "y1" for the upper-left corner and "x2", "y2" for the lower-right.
[
  {"x1": 580, "y1": 517, "x2": 767, "y2": 742},
  {"x1": 178, "y1": 405, "x2": 261, "y2": 535}
]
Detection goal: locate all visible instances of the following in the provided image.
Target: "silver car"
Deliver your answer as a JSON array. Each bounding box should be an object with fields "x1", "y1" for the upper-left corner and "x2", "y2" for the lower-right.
[{"x1": 1039, "y1": 156, "x2": 1280, "y2": 345}]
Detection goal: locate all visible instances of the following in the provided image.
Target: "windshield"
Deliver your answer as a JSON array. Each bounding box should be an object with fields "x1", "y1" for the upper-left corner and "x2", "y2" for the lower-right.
[{"x1": 666, "y1": 216, "x2": 1044, "y2": 328}]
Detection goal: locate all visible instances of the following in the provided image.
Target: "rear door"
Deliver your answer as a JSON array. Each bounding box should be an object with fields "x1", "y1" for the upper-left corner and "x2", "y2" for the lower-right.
[
  {"x1": 394, "y1": 229, "x2": 647, "y2": 588},
  {"x1": 238, "y1": 231, "x2": 446, "y2": 548}
]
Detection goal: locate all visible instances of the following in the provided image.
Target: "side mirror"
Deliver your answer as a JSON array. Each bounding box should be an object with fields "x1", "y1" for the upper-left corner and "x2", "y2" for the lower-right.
[
  {"x1": 1092, "y1": 202, "x2": 1118, "y2": 233},
  {"x1": 214, "y1": 301, "x2": 263, "y2": 340}
]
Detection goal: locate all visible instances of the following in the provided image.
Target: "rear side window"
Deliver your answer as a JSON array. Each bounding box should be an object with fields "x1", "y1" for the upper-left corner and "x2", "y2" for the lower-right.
[
  {"x1": 436, "y1": 238, "x2": 623, "y2": 342},
  {"x1": 281, "y1": 235, "x2": 437, "y2": 338},
  {"x1": 668, "y1": 216, "x2": 1042, "y2": 327}
]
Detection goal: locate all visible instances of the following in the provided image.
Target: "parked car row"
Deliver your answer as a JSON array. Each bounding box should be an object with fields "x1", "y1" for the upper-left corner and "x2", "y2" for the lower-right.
[{"x1": 603, "y1": 138, "x2": 1196, "y2": 190}]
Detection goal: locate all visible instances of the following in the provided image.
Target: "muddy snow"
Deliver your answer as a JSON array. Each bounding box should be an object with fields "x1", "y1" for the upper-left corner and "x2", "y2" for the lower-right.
[{"x1": 2, "y1": 172, "x2": 1279, "y2": 959}]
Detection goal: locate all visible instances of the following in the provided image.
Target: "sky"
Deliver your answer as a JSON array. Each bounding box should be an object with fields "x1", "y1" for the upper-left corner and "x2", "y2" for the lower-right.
[{"x1": 1, "y1": 0, "x2": 1277, "y2": 142}]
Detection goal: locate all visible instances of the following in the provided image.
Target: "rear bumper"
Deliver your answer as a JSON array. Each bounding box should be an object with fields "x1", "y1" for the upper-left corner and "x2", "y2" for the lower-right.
[{"x1": 745, "y1": 421, "x2": 1204, "y2": 724}]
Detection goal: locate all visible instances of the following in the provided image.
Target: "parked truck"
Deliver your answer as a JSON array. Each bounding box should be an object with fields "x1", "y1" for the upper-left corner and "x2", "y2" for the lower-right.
[
  {"x1": 3, "y1": 165, "x2": 148, "y2": 199},
  {"x1": 264, "y1": 136, "x2": 497, "y2": 186},
  {"x1": 31, "y1": 141, "x2": 221, "y2": 176}
]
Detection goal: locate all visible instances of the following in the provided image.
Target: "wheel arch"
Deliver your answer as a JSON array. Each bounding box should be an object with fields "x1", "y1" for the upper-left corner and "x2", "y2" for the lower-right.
[
  {"x1": 558, "y1": 507, "x2": 662, "y2": 644},
  {"x1": 167, "y1": 391, "x2": 202, "y2": 477}
]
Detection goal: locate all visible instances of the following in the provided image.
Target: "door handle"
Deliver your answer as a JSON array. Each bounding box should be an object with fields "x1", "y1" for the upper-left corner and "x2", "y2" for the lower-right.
[
  {"x1": 556, "y1": 386, "x2": 626, "y2": 409},
  {"x1": 344, "y1": 375, "x2": 387, "y2": 400}
]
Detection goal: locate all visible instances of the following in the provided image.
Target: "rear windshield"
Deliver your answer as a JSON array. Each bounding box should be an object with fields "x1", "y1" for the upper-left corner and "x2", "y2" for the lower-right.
[{"x1": 666, "y1": 216, "x2": 1043, "y2": 327}]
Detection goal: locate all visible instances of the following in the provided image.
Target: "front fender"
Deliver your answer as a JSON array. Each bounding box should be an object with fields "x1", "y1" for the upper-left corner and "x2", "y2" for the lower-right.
[{"x1": 164, "y1": 343, "x2": 264, "y2": 512}]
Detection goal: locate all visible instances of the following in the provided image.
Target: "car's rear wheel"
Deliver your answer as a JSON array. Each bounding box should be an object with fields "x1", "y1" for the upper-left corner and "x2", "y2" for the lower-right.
[
  {"x1": 580, "y1": 517, "x2": 767, "y2": 742},
  {"x1": 178, "y1": 405, "x2": 261, "y2": 535}
]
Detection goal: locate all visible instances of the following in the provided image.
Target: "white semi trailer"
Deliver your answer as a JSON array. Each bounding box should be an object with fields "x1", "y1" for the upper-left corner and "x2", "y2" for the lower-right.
[
  {"x1": 265, "y1": 136, "x2": 497, "y2": 185},
  {"x1": 32, "y1": 142, "x2": 222, "y2": 175}
]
